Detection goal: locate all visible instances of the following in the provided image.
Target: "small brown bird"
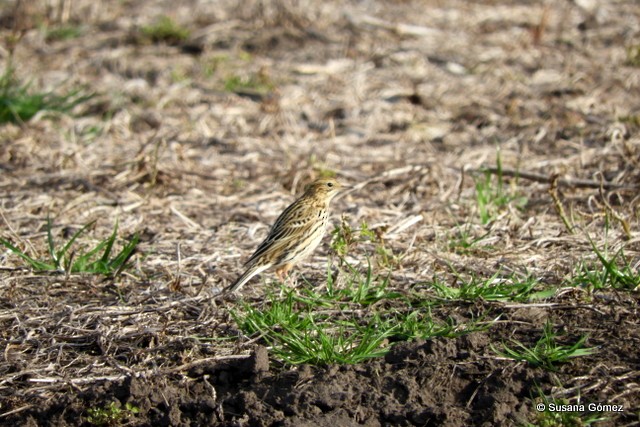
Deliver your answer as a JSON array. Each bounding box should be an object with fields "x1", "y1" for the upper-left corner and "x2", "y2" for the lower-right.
[{"x1": 225, "y1": 177, "x2": 343, "y2": 293}]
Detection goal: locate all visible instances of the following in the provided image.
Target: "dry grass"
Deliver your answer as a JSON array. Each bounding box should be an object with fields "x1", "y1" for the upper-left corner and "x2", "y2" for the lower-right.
[{"x1": 1, "y1": 0, "x2": 639, "y2": 424}]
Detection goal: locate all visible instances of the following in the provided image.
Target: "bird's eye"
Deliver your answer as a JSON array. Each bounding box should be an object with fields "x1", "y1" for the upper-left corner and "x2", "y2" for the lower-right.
[{"x1": 327, "y1": 182, "x2": 334, "y2": 188}]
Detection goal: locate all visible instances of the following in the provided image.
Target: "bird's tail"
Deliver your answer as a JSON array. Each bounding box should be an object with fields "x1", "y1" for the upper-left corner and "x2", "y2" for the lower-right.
[{"x1": 223, "y1": 264, "x2": 270, "y2": 293}]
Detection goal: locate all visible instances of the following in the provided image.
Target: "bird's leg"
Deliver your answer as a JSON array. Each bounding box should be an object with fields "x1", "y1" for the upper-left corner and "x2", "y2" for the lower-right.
[{"x1": 275, "y1": 264, "x2": 293, "y2": 283}]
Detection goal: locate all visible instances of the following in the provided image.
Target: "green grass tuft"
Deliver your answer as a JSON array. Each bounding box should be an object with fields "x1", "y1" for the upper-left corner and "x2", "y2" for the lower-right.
[
  {"x1": 567, "y1": 223, "x2": 639, "y2": 292},
  {"x1": 447, "y1": 222, "x2": 493, "y2": 254},
  {"x1": 223, "y1": 73, "x2": 274, "y2": 94},
  {"x1": 474, "y1": 150, "x2": 527, "y2": 224},
  {"x1": 86, "y1": 402, "x2": 140, "y2": 426},
  {"x1": 0, "y1": 65, "x2": 94, "y2": 124},
  {"x1": 44, "y1": 24, "x2": 83, "y2": 42},
  {"x1": 427, "y1": 269, "x2": 548, "y2": 302},
  {"x1": 0, "y1": 217, "x2": 139, "y2": 276},
  {"x1": 625, "y1": 44, "x2": 640, "y2": 67},
  {"x1": 141, "y1": 16, "x2": 190, "y2": 44},
  {"x1": 232, "y1": 257, "x2": 483, "y2": 365},
  {"x1": 492, "y1": 321, "x2": 596, "y2": 371}
]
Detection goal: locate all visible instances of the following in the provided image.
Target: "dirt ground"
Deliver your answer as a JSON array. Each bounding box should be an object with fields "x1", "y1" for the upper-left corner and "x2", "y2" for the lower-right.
[{"x1": 1, "y1": 0, "x2": 639, "y2": 426}]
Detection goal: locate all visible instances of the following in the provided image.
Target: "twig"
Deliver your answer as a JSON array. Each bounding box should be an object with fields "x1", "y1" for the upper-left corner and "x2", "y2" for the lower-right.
[
  {"x1": 596, "y1": 172, "x2": 632, "y2": 239},
  {"x1": 0, "y1": 405, "x2": 34, "y2": 419},
  {"x1": 501, "y1": 303, "x2": 591, "y2": 309},
  {"x1": 345, "y1": 13, "x2": 439, "y2": 37},
  {"x1": 481, "y1": 167, "x2": 637, "y2": 190},
  {"x1": 347, "y1": 165, "x2": 426, "y2": 195},
  {"x1": 170, "y1": 205, "x2": 202, "y2": 230},
  {"x1": 28, "y1": 375, "x2": 127, "y2": 385},
  {"x1": 384, "y1": 214, "x2": 424, "y2": 238},
  {"x1": 549, "y1": 174, "x2": 576, "y2": 234}
]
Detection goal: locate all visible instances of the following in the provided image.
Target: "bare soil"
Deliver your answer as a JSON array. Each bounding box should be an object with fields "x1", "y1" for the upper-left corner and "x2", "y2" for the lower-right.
[{"x1": 1, "y1": 1, "x2": 639, "y2": 426}]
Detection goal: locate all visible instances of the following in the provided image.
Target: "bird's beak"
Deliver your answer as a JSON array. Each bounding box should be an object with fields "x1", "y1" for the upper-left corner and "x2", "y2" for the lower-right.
[
  {"x1": 335, "y1": 183, "x2": 353, "y2": 199},
  {"x1": 340, "y1": 183, "x2": 352, "y2": 191}
]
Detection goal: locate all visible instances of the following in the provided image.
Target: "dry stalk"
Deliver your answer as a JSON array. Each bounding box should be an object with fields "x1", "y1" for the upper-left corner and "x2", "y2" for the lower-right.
[{"x1": 548, "y1": 174, "x2": 575, "y2": 235}]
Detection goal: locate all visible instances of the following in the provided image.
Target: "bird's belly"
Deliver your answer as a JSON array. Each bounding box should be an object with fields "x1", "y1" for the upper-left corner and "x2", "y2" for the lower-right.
[
  {"x1": 296, "y1": 230, "x2": 324, "y2": 259},
  {"x1": 279, "y1": 221, "x2": 327, "y2": 265}
]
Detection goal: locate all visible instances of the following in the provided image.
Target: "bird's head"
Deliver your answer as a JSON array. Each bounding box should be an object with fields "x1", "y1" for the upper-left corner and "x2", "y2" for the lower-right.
[{"x1": 304, "y1": 177, "x2": 343, "y2": 201}]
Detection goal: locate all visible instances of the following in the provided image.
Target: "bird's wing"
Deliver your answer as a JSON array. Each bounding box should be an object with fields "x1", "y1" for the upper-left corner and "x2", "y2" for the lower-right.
[{"x1": 244, "y1": 200, "x2": 316, "y2": 266}]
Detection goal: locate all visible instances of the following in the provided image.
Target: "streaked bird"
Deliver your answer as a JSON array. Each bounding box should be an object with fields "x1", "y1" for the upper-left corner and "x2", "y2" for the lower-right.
[{"x1": 225, "y1": 177, "x2": 343, "y2": 293}]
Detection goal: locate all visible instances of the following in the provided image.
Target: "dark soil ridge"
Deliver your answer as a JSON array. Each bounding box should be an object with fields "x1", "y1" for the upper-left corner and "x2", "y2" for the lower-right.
[
  {"x1": 11, "y1": 294, "x2": 640, "y2": 427},
  {"x1": 15, "y1": 338, "x2": 535, "y2": 427}
]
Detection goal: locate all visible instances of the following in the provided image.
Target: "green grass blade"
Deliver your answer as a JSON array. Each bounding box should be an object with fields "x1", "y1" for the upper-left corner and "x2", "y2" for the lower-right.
[
  {"x1": 108, "y1": 233, "x2": 139, "y2": 275},
  {"x1": 99, "y1": 221, "x2": 118, "y2": 264},
  {"x1": 72, "y1": 239, "x2": 109, "y2": 273},
  {"x1": 59, "y1": 221, "x2": 96, "y2": 259},
  {"x1": 46, "y1": 216, "x2": 59, "y2": 268},
  {"x1": 57, "y1": 221, "x2": 96, "y2": 269},
  {"x1": 0, "y1": 237, "x2": 54, "y2": 271}
]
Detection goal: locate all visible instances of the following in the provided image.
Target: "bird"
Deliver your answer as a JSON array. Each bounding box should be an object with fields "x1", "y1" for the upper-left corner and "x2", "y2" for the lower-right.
[{"x1": 224, "y1": 177, "x2": 343, "y2": 293}]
